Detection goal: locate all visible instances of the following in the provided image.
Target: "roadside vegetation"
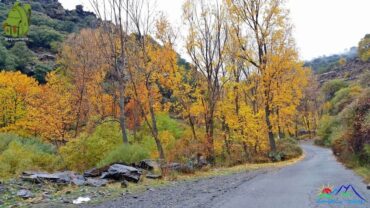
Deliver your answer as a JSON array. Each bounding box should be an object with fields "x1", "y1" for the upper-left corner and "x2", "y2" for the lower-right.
[{"x1": 315, "y1": 71, "x2": 370, "y2": 182}]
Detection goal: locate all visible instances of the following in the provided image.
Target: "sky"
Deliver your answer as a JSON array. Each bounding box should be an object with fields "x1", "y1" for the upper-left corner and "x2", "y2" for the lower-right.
[{"x1": 60, "y1": 0, "x2": 370, "y2": 61}]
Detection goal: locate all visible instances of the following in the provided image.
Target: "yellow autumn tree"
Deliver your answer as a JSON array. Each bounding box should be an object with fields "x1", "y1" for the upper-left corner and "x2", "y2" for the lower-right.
[
  {"x1": 183, "y1": 0, "x2": 229, "y2": 162},
  {"x1": 155, "y1": 15, "x2": 206, "y2": 154},
  {"x1": 265, "y1": 45, "x2": 310, "y2": 138},
  {"x1": 298, "y1": 75, "x2": 320, "y2": 139},
  {"x1": 27, "y1": 72, "x2": 74, "y2": 146},
  {"x1": 226, "y1": 0, "x2": 310, "y2": 152},
  {"x1": 0, "y1": 71, "x2": 40, "y2": 136}
]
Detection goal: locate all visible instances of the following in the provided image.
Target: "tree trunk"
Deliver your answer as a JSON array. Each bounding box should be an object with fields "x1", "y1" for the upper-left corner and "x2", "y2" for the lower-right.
[
  {"x1": 265, "y1": 105, "x2": 276, "y2": 152},
  {"x1": 221, "y1": 118, "x2": 231, "y2": 157},
  {"x1": 242, "y1": 141, "x2": 249, "y2": 161},
  {"x1": 205, "y1": 114, "x2": 215, "y2": 164},
  {"x1": 307, "y1": 118, "x2": 311, "y2": 139},
  {"x1": 74, "y1": 91, "x2": 84, "y2": 138},
  {"x1": 295, "y1": 116, "x2": 299, "y2": 139},
  {"x1": 188, "y1": 115, "x2": 198, "y2": 140},
  {"x1": 118, "y1": 82, "x2": 129, "y2": 144},
  {"x1": 149, "y1": 106, "x2": 165, "y2": 160},
  {"x1": 147, "y1": 84, "x2": 165, "y2": 160},
  {"x1": 133, "y1": 101, "x2": 139, "y2": 140},
  {"x1": 276, "y1": 108, "x2": 283, "y2": 140}
]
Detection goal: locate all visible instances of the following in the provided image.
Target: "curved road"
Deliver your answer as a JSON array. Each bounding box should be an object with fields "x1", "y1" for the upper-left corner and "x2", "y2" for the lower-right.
[
  {"x1": 90, "y1": 142, "x2": 369, "y2": 208},
  {"x1": 214, "y1": 142, "x2": 369, "y2": 208}
]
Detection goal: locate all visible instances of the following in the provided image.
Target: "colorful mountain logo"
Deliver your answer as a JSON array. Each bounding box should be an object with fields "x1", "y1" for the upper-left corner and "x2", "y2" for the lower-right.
[
  {"x1": 317, "y1": 184, "x2": 367, "y2": 205},
  {"x1": 2, "y1": 2, "x2": 31, "y2": 38}
]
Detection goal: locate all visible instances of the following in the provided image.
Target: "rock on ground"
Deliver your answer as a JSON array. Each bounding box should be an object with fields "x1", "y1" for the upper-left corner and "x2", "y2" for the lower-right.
[{"x1": 17, "y1": 189, "x2": 33, "y2": 199}]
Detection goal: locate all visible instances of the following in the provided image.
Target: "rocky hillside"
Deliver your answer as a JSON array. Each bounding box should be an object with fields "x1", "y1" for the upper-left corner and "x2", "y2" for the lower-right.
[
  {"x1": 305, "y1": 47, "x2": 358, "y2": 74},
  {"x1": 317, "y1": 57, "x2": 370, "y2": 85},
  {"x1": 312, "y1": 34, "x2": 370, "y2": 85},
  {"x1": 0, "y1": 0, "x2": 98, "y2": 82}
]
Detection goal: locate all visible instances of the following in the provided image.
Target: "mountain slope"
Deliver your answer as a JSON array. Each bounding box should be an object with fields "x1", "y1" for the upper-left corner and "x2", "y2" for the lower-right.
[
  {"x1": 317, "y1": 57, "x2": 370, "y2": 84},
  {"x1": 0, "y1": 0, "x2": 98, "y2": 82}
]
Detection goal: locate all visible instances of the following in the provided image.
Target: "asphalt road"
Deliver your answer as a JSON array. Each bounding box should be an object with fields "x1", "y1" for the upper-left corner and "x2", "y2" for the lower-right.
[
  {"x1": 214, "y1": 142, "x2": 370, "y2": 208},
  {"x1": 89, "y1": 142, "x2": 370, "y2": 208}
]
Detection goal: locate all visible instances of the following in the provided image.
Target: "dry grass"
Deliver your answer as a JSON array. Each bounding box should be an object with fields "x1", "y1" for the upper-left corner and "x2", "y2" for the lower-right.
[
  {"x1": 354, "y1": 166, "x2": 370, "y2": 183},
  {"x1": 175, "y1": 153, "x2": 305, "y2": 181}
]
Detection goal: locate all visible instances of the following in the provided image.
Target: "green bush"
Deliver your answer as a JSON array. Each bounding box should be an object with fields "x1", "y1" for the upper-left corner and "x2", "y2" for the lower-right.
[
  {"x1": 32, "y1": 13, "x2": 56, "y2": 28},
  {"x1": 314, "y1": 138, "x2": 325, "y2": 146},
  {"x1": 359, "y1": 71, "x2": 370, "y2": 88},
  {"x1": 9, "y1": 42, "x2": 36, "y2": 71},
  {"x1": 98, "y1": 144, "x2": 150, "y2": 167},
  {"x1": 60, "y1": 115, "x2": 184, "y2": 171},
  {"x1": 0, "y1": 133, "x2": 15, "y2": 152},
  {"x1": 135, "y1": 113, "x2": 186, "y2": 157},
  {"x1": 32, "y1": 12, "x2": 77, "y2": 33},
  {"x1": 327, "y1": 89, "x2": 370, "y2": 173},
  {"x1": 281, "y1": 137, "x2": 298, "y2": 145},
  {"x1": 28, "y1": 25, "x2": 64, "y2": 48},
  {"x1": 139, "y1": 113, "x2": 185, "y2": 140},
  {"x1": 332, "y1": 135, "x2": 348, "y2": 157},
  {"x1": 56, "y1": 21, "x2": 76, "y2": 33},
  {"x1": 30, "y1": 3, "x2": 45, "y2": 13},
  {"x1": 0, "y1": 134, "x2": 60, "y2": 179},
  {"x1": 321, "y1": 79, "x2": 348, "y2": 101},
  {"x1": 0, "y1": 133, "x2": 56, "y2": 154},
  {"x1": 361, "y1": 145, "x2": 370, "y2": 166},
  {"x1": 59, "y1": 121, "x2": 123, "y2": 172},
  {"x1": 268, "y1": 151, "x2": 284, "y2": 162},
  {"x1": 0, "y1": 42, "x2": 16, "y2": 70},
  {"x1": 276, "y1": 138, "x2": 303, "y2": 160},
  {"x1": 330, "y1": 86, "x2": 362, "y2": 115},
  {"x1": 33, "y1": 63, "x2": 53, "y2": 83},
  {"x1": 359, "y1": 34, "x2": 370, "y2": 62},
  {"x1": 317, "y1": 115, "x2": 340, "y2": 146}
]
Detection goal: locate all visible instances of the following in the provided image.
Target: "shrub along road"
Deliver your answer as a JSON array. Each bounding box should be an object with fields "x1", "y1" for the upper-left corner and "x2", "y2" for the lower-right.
[{"x1": 87, "y1": 142, "x2": 370, "y2": 208}]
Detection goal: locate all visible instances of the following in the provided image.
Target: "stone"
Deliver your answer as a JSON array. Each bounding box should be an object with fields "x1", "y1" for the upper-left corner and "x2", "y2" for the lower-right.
[
  {"x1": 21, "y1": 171, "x2": 60, "y2": 184},
  {"x1": 76, "y1": 5, "x2": 84, "y2": 14},
  {"x1": 121, "y1": 180, "x2": 129, "y2": 188},
  {"x1": 163, "y1": 163, "x2": 181, "y2": 171},
  {"x1": 137, "y1": 160, "x2": 159, "y2": 171},
  {"x1": 146, "y1": 174, "x2": 162, "y2": 180},
  {"x1": 161, "y1": 162, "x2": 195, "y2": 173},
  {"x1": 197, "y1": 156, "x2": 209, "y2": 168},
  {"x1": 17, "y1": 189, "x2": 33, "y2": 199},
  {"x1": 71, "y1": 175, "x2": 86, "y2": 186},
  {"x1": 42, "y1": 192, "x2": 51, "y2": 199},
  {"x1": 367, "y1": 184, "x2": 370, "y2": 190},
  {"x1": 86, "y1": 178, "x2": 108, "y2": 187},
  {"x1": 39, "y1": 54, "x2": 56, "y2": 61},
  {"x1": 101, "y1": 164, "x2": 142, "y2": 183},
  {"x1": 22, "y1": 171, "x2": 87, "y2": 185},
  {"x1": 0, "y1": 185, "x2": 5, "y2": 194},
  {"x1": 84, "y1": 166, "x2": 110, "y2": 178}
]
